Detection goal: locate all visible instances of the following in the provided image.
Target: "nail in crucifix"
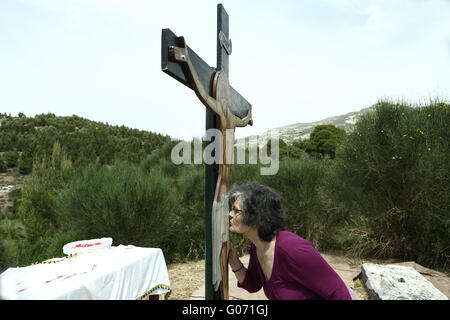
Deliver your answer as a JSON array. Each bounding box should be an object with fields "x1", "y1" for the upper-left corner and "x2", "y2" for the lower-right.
[{"x1": 161, "y1": 4, "x2": 252, "y2": 300}]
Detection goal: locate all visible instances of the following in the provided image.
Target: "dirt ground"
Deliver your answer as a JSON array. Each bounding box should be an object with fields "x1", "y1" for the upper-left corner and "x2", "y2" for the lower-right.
[
  {"x1": 166, "y1": 252, "x2": 450, "y2": 300},
  {"x1": 167, "y1": 259, "x2": 206, "y2": 300}
]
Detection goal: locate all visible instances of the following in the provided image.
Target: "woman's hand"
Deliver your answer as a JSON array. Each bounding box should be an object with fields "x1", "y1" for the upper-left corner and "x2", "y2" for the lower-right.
[
  {"x1": 228, "y1": 243, "x2": 246, "y2": 283},
  {"x1": 228, "y1": 243, "x2": 239, "y2": 267}
]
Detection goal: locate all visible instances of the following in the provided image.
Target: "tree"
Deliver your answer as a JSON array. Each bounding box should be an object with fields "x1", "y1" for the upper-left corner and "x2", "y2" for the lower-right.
[
  {"x1": 264, "y1": 138, "x2": 304, "y2": 160},
  {"x1": 4, "y1": 150, "x2": 19, "y2": 168},
  {"x1": 0, "y1": 157, "x2": 7, "y2": 173},
  {"x1": 18, "y1": 151, "x2": 33, "y2": 174},
  {"x1": 304, "y1": 124, "x2": 346, "y2": 159}
]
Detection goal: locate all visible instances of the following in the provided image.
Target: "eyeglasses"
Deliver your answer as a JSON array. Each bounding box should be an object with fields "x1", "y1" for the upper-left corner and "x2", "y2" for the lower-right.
[{"x1": 230, "y1": 206, "x2": 243, "y2": 215}]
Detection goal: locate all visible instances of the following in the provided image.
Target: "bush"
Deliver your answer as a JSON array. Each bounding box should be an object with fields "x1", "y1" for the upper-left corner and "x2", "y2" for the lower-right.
[
  {"x1": 14, "y1": 141, "x2": 74, "y2": 265},
  {"x1": 173, "y1": 166, "x2": 206, "y2": 261},
  {"x1": 259, "y1": 157, "x2": 330, "y2": 249},
  {"x1": 0, "y1": 157, "x2": 6, "y2": 172},
  {"x1": 18, "y1": 151, "x2": 33, "y2": 174},
  {"x1": 329, "y1": 100, "x2": 449, "y2": 269},
  {"x1": 4, "y1": 150, "x2": 18, "y2": 168},
  {"x1": 56, "y1": 161, "x2": 181, "y2": 262},
  {"x1": 0, "y1": 218, "x2": 26, "y2": 270},
  {"x1": 17, "y1": 142, "x2": 73, "y2": 242}
]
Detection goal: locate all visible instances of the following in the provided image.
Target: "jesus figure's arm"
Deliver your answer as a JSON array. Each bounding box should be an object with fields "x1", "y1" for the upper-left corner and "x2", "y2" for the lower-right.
[
  {"x1": 232, "y1": 109, "x2": 253, "y2": 127},
  {"x1": 169, "y1": 37, "x2": 221, "y2": 117}
]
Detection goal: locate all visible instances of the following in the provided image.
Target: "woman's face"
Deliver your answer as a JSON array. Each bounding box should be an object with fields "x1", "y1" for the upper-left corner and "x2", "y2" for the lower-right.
[{"x1": 229, "y1": 197, "x2": 252, "y2": 235}]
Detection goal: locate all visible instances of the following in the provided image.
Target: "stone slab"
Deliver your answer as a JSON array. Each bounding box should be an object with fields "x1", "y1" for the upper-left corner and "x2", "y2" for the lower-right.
[{"x1": 361, "y1": 263, "x2": 448, "y2": 300}]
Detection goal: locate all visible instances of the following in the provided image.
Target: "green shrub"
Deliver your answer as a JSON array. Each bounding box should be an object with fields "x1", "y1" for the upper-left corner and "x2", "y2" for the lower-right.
[
  {"x1": 329, "y1": 100, "x2": 449, "y2": 268},
  {"x1": 0, "y1": 217, "x2": 27, "y2": 269},
  {"x1": 173, "y1": 166, "x2": 206, "y2": 261},
  {"x1": 17, "y1": 142, "x2": 73, "y2": 241},
  {"x1": 259, "y1": 157, "x2": 330, "y2": 249},
  {"x1": 4, "y1": 151, "x2": 18, "y2": 168},
  {"x1": 56, "y1": 161, "x2": 181, "y2": 262},
  {"x1": 18, "y1": 151, "x2": 33, "y2": 174},
  {"x1": 0, "y1": 157, "x2": 7, "y2": 173},
  {"x1": 13, "y1": 142, "x2": 74, "y2": 265}
]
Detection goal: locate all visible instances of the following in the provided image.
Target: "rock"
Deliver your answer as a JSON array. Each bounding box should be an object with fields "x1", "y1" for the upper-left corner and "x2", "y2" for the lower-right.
[
  {"x1": 361, "y1": 263, "x2": 448, "y2": 300},
  {"x1": 392, "y1": 261, "x2": 450, "y2": 298}
]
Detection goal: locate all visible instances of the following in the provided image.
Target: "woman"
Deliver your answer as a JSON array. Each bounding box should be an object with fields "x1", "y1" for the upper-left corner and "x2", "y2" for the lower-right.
[{"x1": 227, "y1": 182, "x2": 354, "y2": 300}]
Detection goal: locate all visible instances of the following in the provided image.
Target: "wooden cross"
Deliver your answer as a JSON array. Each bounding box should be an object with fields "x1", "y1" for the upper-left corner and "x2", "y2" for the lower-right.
[{"x1": 161, "y1": 4, "x2": 252, "y2": 300}]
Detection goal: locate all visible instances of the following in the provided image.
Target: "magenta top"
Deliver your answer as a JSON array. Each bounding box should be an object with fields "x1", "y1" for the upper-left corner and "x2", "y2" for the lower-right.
[{"x1": 238, "y1": 230, "x2": 354, "y2": 300}]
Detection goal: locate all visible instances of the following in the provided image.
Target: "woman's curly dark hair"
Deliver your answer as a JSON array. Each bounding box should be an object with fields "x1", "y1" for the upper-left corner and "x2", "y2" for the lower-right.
[{"x1": 228, "y1": 182, "x2": 286, "y2": 242}]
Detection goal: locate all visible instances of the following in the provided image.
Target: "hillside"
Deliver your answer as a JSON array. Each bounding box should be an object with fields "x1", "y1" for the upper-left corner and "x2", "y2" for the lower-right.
[
  {"x1": 236, "y1": 105, "x2": 375, "y2": 147},
  {"x1": 0, "y1": 112, "x2": 171, "y2": 169}
]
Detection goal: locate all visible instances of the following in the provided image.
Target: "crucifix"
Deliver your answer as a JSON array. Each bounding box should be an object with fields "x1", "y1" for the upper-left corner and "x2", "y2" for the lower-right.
[{"x1": 161, "y1": 4, "x2": 252, "y2": 300}]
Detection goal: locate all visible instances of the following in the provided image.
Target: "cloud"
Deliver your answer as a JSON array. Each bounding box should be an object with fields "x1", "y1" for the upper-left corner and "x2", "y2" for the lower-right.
[
  {"x1": 365, "y1": 4, "x2": 381, "y2": 30},
  {"x1": 66, "y1": 5, "x2": 80, "y2": 29}
]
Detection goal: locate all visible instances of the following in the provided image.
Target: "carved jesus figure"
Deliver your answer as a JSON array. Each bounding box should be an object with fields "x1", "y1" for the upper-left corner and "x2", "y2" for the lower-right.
[{"x1": 169, "y1": 36, "x2": 252, "y2": 299}]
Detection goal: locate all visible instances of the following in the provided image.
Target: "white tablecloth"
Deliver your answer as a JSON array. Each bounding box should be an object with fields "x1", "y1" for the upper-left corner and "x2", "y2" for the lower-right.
[{"x1": 0, "y1": 245, "x2": 171, "y2": 300}]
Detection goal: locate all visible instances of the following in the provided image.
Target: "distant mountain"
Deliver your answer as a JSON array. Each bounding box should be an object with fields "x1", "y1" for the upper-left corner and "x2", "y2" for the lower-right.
[{"x1": 236, "y1": 105, "x2": 375, "y2": 147}]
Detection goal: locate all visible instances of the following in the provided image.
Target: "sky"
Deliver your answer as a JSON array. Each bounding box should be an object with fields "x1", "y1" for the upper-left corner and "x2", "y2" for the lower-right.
[{"x1": 1, "y1": 0, "x2": 449, "y2": 141}]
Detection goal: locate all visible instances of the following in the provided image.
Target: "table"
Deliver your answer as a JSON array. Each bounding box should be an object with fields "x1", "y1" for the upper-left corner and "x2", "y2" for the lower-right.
[{"x1": 0, "y1": 245, "x2": 171, "y2": 300}]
